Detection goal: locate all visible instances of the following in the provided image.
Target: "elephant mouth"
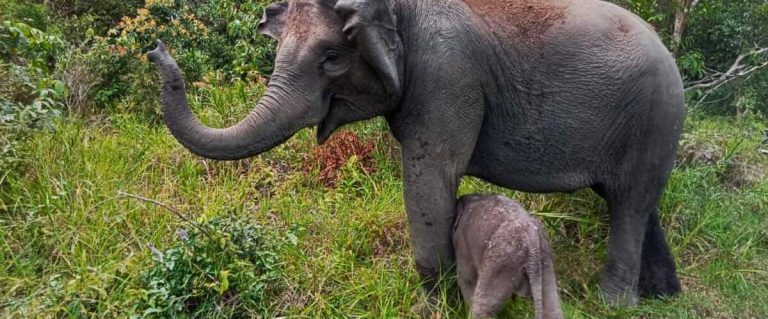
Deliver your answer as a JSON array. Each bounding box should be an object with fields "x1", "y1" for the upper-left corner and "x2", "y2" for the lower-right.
[{"x1": 316, "y1": 94, "x2": 351, "y2": 144}]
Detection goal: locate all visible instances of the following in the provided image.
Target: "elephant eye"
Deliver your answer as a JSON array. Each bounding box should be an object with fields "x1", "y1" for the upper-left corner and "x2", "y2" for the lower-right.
[
  {"x1": 325, "y1": 52, "x2": 340, "y2": 63},
  {"x1": 321, "y1": 51, "x2": 352, "y2": 76}
]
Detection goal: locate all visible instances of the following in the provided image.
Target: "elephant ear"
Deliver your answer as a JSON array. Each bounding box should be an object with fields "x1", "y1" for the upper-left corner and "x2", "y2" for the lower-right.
[
  {"x1": 258, "y1": 1, "x2": 289, "y2": 40},
  {"x1": 335, "y1": 0, "x2": 403, "y2": 99}
]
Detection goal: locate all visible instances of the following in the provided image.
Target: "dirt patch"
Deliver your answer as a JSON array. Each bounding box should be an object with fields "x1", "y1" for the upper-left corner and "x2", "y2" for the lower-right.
[
  {"x1": 676, "y1": 137, "x2": 724, "y2": 166},
  {"x1": 303, "y1": 130, "x2": 377, "y2": 187},
  {"x1": 275, "y1": 286, "x2": 311, "y2": 312},
  {"x1": 371, "y1": 219, "x2": 408, "y2": 257},
  {"x1": 464, "y1": 0, "x2": 568, "y2": 42},
  {"x1": 721, "y1": 157, "x2": 766, "y2": 190}
]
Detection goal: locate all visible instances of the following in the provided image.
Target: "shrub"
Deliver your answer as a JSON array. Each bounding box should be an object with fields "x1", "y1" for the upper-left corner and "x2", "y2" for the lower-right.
[
  {"x1": 45, "y1": 0, "x2": 143, "y2": 41},
  {"x1": 1, "y1": 20, "x2": 66, "y2": 129},
  {"x1": 132, "y1": 216, "x2": 288, "y2": 318},
  {"x1": 81, "y1": 0, "x2": 277, "y2": 112},
  {"x1": 0, "y1": 1, "x2": 53, "y2": 32},
  {"x1": 59, "y1": 48, "x2": 99, "y2": 115}
]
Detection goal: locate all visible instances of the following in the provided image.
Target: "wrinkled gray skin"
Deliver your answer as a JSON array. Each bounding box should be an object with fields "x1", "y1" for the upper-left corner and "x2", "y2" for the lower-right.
[
  {"x1": 454, "y1": 194, "x2": 562, "y2": 319},
  {"x1": 148, "y1": 0, "x2": 684, "y2": 306}
]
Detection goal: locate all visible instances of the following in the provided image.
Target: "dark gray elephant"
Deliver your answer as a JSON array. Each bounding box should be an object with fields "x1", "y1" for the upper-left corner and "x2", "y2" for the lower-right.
[
  {"x1": 454, "y1": 194, "x2": 562, "y2": 319},
  {"x1": 148, "y1": 0, "x2": 684, "y2": 306}
]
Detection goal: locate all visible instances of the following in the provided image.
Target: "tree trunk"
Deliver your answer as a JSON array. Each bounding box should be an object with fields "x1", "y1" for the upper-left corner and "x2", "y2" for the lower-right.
[{"x1": 672, "y1": 0, "x2": 699, "y2": 57}]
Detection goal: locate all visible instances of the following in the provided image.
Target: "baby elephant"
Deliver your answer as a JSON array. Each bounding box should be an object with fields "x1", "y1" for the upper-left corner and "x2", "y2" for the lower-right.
[{"x1": 453, "y1": 194, "x2": 563, "y2": 319}]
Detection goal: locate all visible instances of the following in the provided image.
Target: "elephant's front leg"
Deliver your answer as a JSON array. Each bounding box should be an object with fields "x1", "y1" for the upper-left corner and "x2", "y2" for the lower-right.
[{"x1": 402, "y1": 153, "x2": 463, "y2": 292}]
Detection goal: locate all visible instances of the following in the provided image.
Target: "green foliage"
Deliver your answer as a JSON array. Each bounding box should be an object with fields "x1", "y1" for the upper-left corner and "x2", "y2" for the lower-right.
[
  {"x1": 133, "y1": 216, "x2": 288, "y2": 318},
  {"x1": 1, "y1": 20, "x2": 65, "y2": 73},
  {"x1": 45, "y1": 0, "x2": 143, "y2": 42},
  {"x1": 0, "y1": 21, "x2": 65, "y2": 130},
  {"x1": 1, "y1": 114, "x2": 767, "y2": 318},
  {"x1": 683, "y1": 0, "x2": 768, "y2": 115},
  {"x1": 0, "y1": 1, "x2": 53, "y2": 32},
  {"x1": 677, "y1": 50, "x2": 706, "y2": 79},
  {"x1": 80, "y1": 0, "x2": 277, "y2": 112},
  {"x1": 687, "y1": 0, "x2": 768, "y2": 70}
]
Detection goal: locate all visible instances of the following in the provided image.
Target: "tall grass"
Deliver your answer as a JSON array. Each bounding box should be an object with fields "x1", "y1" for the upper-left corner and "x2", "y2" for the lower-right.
[{"x1": 1, "y1": 84, "x2": 767, "y2": 317}]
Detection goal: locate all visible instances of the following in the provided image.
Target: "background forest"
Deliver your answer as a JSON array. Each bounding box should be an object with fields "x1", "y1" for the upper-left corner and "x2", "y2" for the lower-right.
[{"x1": 1, "y1": 0, "x2": 767, "y2": 318}]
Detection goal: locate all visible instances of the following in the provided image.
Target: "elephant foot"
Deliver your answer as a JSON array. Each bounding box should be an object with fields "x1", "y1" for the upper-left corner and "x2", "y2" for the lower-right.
[
  {"x1": 639, "y1": 268, "x2": 681, "y2": 298},
  {"x1": 599, "y1": 267, "x2": 639, "y2": 307},
  {"x1": 638, "y1": 241, "x2": 681, "y2": 298},
  {"x1": 599, "y1": 284, "x2": 639, "y2": 307}
]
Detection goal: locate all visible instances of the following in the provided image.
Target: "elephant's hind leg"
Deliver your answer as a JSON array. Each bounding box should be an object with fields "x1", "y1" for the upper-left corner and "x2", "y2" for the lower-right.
[
  {"x1": 597, "y1": 77, "x2": 683, "y2": 305},
  {"x1": 596, "y1": 156, "x2": 679, "y2": 305},
  {"x1": 470, "y1": 266, "x2": 520, "y2": 319},
  {"x1": 470, "y1": 242, "x2": 527, "y2": 318},
  {"x1": 596, "y1": 182, "x2": 655, "y2": 306},
  {"x1": 595, "y1": 143, "x2": 679, "y2": 305}
]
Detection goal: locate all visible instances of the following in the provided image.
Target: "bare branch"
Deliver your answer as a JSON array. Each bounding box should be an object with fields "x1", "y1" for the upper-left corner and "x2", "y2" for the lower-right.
[
  {"x1": 686, "y1": 61, "x2": 768, "y2": 91},
  {"x1": 685, "y1": 47, "x2": 768, "y2": 109},
  {"x1": 115, "y1": 191, "x2": 212, "y2": 238}
]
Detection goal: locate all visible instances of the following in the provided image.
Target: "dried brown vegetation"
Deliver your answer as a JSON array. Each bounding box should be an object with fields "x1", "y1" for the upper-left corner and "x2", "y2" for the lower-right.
[{"x1": 304, "y1": 130, "x2": 377, "y2": 187}]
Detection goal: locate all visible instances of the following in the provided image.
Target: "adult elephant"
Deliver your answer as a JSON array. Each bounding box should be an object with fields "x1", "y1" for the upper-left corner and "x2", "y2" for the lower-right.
[{"x1": 148, "y1": 0, "x2": 684, "y2": 306}]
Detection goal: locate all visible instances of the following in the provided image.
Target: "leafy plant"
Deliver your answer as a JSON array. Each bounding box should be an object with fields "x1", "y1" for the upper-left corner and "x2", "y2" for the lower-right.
[
  {"x1": 0, "y1": 20, "x2": 65, "y2": 72},
  {"x1": 0, "y1": 21, "x2": 65, "y2": 129},
  {"x1": 80, "y1": 0, "x2": 278, "y2": 113},
  {"x1": 132, "y1": 215, "x2": 288, "y2": 318}
]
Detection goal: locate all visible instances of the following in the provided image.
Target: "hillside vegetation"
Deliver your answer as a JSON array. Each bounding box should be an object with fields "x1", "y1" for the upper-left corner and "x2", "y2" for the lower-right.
[{"x1": 1, "y1": 0, "x2": 767, "y2": 318}]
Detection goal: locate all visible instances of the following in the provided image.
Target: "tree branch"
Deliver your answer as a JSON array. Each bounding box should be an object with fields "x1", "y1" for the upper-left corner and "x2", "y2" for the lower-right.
[
  {"x1": 686, "y1": 47, "x2": 768, "y2": 91},
  {"x1": 115, "y1": 191, "x2": 212, "y2": 238},
  {"x1": 684, "y1": 47, "x2": 768, "y2": 109}
]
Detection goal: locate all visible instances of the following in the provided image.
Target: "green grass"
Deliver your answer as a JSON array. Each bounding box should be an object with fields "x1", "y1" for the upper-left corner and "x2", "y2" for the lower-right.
[{"x1": 1, "y1": 84, "x2": 767, "y2": 318}]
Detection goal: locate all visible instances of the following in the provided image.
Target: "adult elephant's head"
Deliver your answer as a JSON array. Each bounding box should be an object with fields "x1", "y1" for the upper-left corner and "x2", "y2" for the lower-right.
[{"x1": 148, "y1": 0, "x2": 402, "y2": 160}]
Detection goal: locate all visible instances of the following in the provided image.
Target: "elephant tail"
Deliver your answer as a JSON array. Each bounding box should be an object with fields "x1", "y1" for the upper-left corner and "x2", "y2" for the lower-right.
[{"x1": 526, "y1": 222, "x2": 545, "y2": 319}]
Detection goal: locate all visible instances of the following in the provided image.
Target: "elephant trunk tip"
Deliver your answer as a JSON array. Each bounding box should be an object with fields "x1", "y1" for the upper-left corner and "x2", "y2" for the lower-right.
[{"x1": 147, "y1": 40, "x2": 168, "y2": 64}]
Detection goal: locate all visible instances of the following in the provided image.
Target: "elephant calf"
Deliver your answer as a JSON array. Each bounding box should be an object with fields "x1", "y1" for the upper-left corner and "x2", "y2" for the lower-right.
[{"x1": 453, "y1": 194, "x2": 563, "y2": 319}]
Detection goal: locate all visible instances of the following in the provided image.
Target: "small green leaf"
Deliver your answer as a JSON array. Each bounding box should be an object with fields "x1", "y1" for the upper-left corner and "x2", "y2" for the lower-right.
[{"x1": 217, "y1": 270, "x2": 230, "y2": 295}]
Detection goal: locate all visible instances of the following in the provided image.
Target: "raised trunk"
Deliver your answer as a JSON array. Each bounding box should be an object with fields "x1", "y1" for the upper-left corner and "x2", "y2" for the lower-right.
[{"x1": 148, "y1": 41, "x2": 309, "y2": 160}]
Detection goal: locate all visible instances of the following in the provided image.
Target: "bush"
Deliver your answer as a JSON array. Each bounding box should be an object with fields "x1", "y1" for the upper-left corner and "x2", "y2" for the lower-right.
[
  {"x1": 132, "y1": 216, "x2": 289, "y2": 318},
  {"x1": 81, "y1": 0, "x2": 277, "y2": 113},
  {"x1": 0, "y1": 1, "x2": 54, "y2": 32},
  {"x1": 45, "y1": 0, "x2": 143, "y2": 42},
  {"x1": 683, "y1": 0, "x2": 768, "y2": 115},
  {"x1": 1, "y1": 20, "x2": 66, "y2": 129}
]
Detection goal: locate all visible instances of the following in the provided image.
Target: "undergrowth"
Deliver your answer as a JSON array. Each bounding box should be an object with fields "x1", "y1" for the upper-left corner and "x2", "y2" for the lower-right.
[
  {"x1": 0, "y1": 86, "x2": 766, "y2": 317},
  {"x1": 132, "y1": 215, "x2": 293, "y2": 319}
]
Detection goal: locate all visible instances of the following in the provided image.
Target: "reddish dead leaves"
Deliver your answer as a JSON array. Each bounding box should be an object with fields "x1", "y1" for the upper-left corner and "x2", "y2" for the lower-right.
[{"x1": 304, "y1": 130, "x2": 377, "y2": 187}]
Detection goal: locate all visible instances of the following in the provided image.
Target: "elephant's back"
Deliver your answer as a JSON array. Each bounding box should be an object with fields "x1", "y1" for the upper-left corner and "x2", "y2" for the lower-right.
[
  {"x1": 462, "y1": 0, "x2": 571, "y2": 44},
  {"x1": 462, "y1": 0, "x2": 668, "y2": 77},
  {"x1": 462, "y1": 0, "x2": 682, "y2": 193},
  {"x1": 463, "y1": 0, "x2": 677, "y2": 116}
]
